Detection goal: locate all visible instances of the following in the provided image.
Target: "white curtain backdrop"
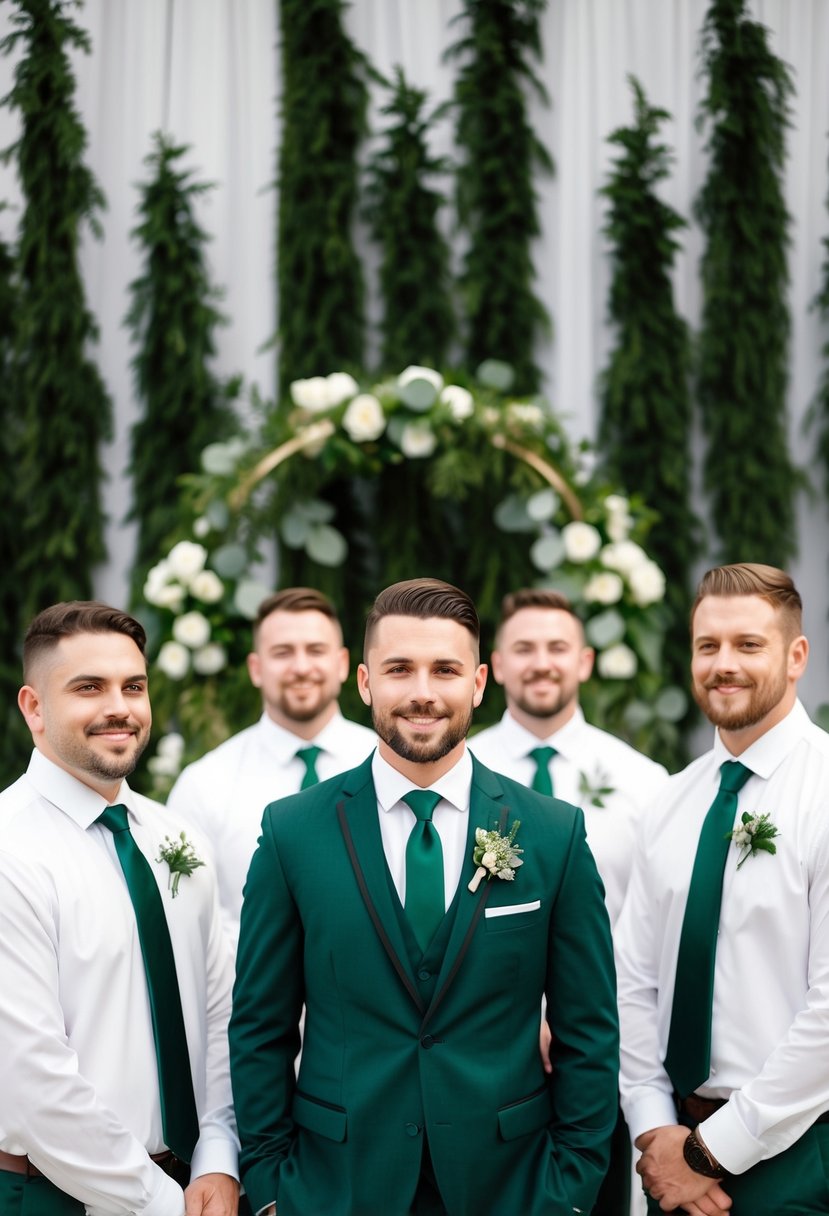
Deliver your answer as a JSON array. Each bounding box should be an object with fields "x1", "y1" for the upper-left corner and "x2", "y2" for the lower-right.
[{"x1": 0, "y1": 0, "x2": 827, "y2": 711}]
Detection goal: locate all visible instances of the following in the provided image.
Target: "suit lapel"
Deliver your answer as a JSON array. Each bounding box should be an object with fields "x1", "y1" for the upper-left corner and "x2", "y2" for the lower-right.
[
  {"x1": 420, "y1": 758, "x2": 511, "y2": 1032},
  {"x1": 336, "y1": 759, "x2": 424, "y2": 1012}
]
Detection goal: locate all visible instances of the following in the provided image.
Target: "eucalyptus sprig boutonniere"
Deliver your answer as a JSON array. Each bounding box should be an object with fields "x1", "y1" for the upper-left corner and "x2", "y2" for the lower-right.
[
  {"x1": 578, "y1": 764, "x2": 615, "y2": 809},
  {"x1": 468, "y1": 821, "x2": 523, "y2": 893},
  {"x1": 726, "y1": 812, "x2": 780, "y2": 870},
  {"x1": 157, "y1": 831, "x2": 205, "y2": 897}
]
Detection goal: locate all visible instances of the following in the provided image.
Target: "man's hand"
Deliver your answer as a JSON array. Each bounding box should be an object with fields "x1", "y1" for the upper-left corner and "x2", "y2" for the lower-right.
[
  {"x1": 539, "y1": 1017, "x2": 553, "y2": 1074},
  {"x1": 184, "y1": 1172, "x2": 240, "y2": 1216},
  {"x1": 635, "y1": 1125, "x2": 732, "y2": 1212}
]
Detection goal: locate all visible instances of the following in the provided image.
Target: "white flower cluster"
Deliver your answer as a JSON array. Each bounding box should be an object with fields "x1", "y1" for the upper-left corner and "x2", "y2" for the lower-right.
[
  {"x1": 144, "y1": 541, "x2": 228, "y2": 680},
  {"x1": 147, "y1": 732, "x2": 185, "y2": 780}
]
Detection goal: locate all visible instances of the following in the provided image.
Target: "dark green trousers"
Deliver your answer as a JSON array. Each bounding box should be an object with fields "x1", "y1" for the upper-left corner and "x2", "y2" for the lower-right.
[
  {"x1": 646, "y1": 1122, "x2": 829, "y2": 1215},
  {"x1": 0, "y1": 1172, "x2": 83, "y2": 1216},
  {"x1": 591, "y1": 1103, "x2": 631, "y2": 1216}
]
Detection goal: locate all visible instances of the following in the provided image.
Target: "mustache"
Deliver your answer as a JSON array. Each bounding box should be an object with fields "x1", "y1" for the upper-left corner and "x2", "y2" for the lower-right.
[
  {"x1": 703, "y1": 677, "x2": 751, "y2": 691},
  {"x1": 86, "y1": 720, "x2": 136, "y2": 735},
  {"x1": 394, "y1": 703, "x2": 443, "y2": 718}
]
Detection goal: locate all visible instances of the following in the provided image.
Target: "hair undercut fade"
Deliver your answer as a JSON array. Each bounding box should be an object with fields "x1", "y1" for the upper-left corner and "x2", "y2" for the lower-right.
[
  {"x1": 253, "y1": 587, "x2": 342, "y2": 644},
  {"x1": 23, "y1": 601, "x2": 147, "y2": 682},
  {"x1": 364, "y1": 578, "x2": 480, "y2": 659},
  {"x1": 496, "y1": 588, "x2": 583, "y2": 644},
  {"x1": 692, "y1": 563, "x2": 803, "y2": 641}
]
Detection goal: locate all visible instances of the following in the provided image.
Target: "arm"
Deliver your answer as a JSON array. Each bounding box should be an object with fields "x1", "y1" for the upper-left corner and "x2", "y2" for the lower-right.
[
  {"x1": 544, "y1": 811, "x2": 620, "y2": 1204},
  {"x1": 229, "y1": 812, "x2": 304, "y2": 1214},
  {"x1": 0, "y1": 857, "x2": 183, "y2": 1216}
]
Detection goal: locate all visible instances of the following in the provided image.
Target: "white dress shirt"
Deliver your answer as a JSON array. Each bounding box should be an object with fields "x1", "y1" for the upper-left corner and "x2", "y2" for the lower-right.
[
  {"x1": 0, "y1": 750, "x2": 238, "y2": 1216},
  {"x1": 372, "y1": 747, "x2": 473, "y2": 910},
  {"x1": 616, "y1": 699, "x2": 829, "y2": 1175},
  {"x1": 469, "y1": 708, "x2": 667, "y2": 924},
  {"x1": 167, "y1": 711, "x2": 376, "y2": 939}
]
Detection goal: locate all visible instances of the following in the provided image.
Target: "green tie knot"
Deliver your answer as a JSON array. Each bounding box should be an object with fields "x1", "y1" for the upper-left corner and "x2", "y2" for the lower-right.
[
  {"x1": 403, "y1": 790, "x2": 442, "y2": 821},
  {"x1": 97, "y1": 803, "x2": 130, "y2": 833},
  {"x1": 528, "y1": 746, "x2": 557, "y2": 796},
  {"x1": 719, "y1": 760, "x2": 752, "y2": 794},
  {"x1": 297, "y1": 745, "x2": 322, "y2": 789},
  {"x1": 529, "y1": 745, "x2": 556, "y2": 767}
]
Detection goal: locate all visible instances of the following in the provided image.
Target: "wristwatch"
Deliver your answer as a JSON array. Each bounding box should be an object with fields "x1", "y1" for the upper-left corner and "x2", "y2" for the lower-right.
[{"x1": 683, "y1": 1127, "x2": 726, "y2": 1178}]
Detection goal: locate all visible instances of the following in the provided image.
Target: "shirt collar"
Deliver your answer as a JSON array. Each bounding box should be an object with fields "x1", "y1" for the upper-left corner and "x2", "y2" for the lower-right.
[
  {"x1": 371, "y1": 745, "x2": 473, "y2": 813},
  {"x1": 712, "y1": 698, "x2": 809, "y2": 780},
  {"x1": 258, "y1": 707, "x2": 346, "y2": 763},
  {"x1": 26, "y1": 748, "x2": 133, "y2": 830},
  {"x1": 496, "y1": 705, "x2": 585, "y2": 762}
]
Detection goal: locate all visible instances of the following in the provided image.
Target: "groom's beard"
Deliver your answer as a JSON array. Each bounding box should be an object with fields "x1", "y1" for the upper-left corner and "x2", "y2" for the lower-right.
[
  {"x1": 371, "y1": 699, "x2": 473, "y2": 765},
  {"x1": 511, "y1": 675, "x2": 578, "y2": 721}
]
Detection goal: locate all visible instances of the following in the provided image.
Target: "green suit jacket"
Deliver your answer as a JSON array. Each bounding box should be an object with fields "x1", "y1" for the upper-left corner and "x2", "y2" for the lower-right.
[{"x1": 230, "y1": 753, "x2": 618, "y2": 1216}]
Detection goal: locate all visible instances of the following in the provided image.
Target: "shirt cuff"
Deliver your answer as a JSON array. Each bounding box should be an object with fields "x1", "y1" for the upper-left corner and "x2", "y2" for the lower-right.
[
  {"x1": 189, "y1": 1134, "x2": 240, "y2": 1184},
  {"x1": 698, "y1": 1103, "x2": 763, "y2": 1176},
  {"x1": 622, "y1": 1087, "x2": 678, "y2": 1144}
]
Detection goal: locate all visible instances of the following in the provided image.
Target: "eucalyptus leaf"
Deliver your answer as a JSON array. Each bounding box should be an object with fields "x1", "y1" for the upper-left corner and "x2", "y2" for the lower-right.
[
  {"x1": 306, "y1": 524, "x2": 348, "y2": 567},
  {"x1": 399, "y1": 378, "x2": 437, "y2": 411},
  {"x1": 298, "y1": 498, "x2": 336, "y2": 523},
  {"x1": 210, "y1": 543, "x2": 249, "y2": 579},
  {"x1": 623, "y1": 699, "x2": 654, "y2": 731},
  {"x1": 526, "y1": 488, "x2": 559, "y2": 521},
  {"x1": 476, "y1": 359, "x2": 515, "y2": 392},
  {"x1": 280, "y1": 510, "x2": 311, "y2": 549},
  {"x1": 654, "y1": 685, "x2": 688, "y2": 723},
  {"x1": 205, "y1": 499, "x2": 230, "y2": 530},
  {"x1": 234, "y1": 579, "x2": 271, "y2": 620},
  {"x1": 493, "y1": 494, "x2": 535, "y2": 533},
  {"x1": 201, "y1": 442, "x2": 239, "y2": 476},
  {"x1": 529, "y1": 534, "x2": 566, "y2": 573},
  {"x1": 386, "y1": 416, "x2": 407, "y2": 447},
  {"x1": 537, "y1": 572, "x2": 586, "y2": 602},
  {"x1": 585, "y1": 609, "x2": 626, "y2": 649}
]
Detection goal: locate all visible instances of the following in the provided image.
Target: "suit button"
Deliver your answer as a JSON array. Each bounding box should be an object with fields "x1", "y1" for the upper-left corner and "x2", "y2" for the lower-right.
[
  {"x1": 405, "y1": 1123, "x2": 420, "y2": 1137},
  {"x1": 418, "y1": 969, "x2": 431, "y2": 981},
  {"x1": 421, "y1": 1035, "x2": 435, "y2": 1049}
]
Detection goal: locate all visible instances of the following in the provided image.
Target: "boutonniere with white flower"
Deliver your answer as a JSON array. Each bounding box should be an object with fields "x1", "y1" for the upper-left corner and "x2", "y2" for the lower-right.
[
  {"x1": 578, "y1": 765, "x2": 615, "y2": 809},
  {"x1": 157, "y1": 831, "x2": 205, "y2": 897},
  {"x1": 726, "y1": 812, "x2": 780, "y2": 870},
  {"x1": 468, "y1": 821, "x2": 523, "y2": 892}
]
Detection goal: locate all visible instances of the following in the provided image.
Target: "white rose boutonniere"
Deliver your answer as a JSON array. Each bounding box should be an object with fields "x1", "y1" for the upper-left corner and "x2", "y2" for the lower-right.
[
  {"x1": 157, "y1": 832, "x2": 205, "y2": 897},
  {"x1": 727, "y1": 812, "x2": 780, "y2": 870},
  {"x1": 468, "y1": 821, "x2": 523, "y2": 893}
]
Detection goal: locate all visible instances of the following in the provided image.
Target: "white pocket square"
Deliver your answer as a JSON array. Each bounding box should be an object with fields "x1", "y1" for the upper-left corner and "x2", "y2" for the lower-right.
[{"x1": 485, "y1": 899, "x2": 541, "y2": 918}]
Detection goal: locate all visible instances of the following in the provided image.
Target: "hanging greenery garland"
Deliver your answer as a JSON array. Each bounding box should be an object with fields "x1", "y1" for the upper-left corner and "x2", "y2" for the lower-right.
[
  {"x1": 695, "y1": 0, "x2": 801, "y2": 565},
  {"x1": 1, "y1": 0, "x2": 112, "y2": 627},
  {"x1": 364, "y1": 66, "x2": 455, "y2": 372},
  {"x1": 274, "y1": 0, "x2": 369, "y2": 394},
  {"x1": 447, "y1": 0, "x2": 553, "y2": 393},
  {"x1": 134, "y1": 367, "x2": 687, "y2": 797},
  {"x1": 125, "y1": 133, "x2": 239, "y2": 604},
  {"x1": 598, "y1": 76, "x2": 697, "y2": 700}
]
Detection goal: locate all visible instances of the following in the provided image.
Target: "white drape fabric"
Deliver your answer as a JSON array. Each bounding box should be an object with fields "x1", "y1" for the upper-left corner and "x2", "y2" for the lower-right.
[{"x1": 0, "y1": 1, "x2": 827, "y2": 706}]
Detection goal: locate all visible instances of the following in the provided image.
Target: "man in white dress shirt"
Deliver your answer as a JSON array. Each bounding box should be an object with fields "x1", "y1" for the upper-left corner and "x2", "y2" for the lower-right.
[
  {"x1": 167, "y1": 587, "x2": 375, "y2": 940},
  {"x1": 0, "y1": 601, "x2": 239, "y2": 1216},
  {"x1": 469, "y1": 587, "x2": 667, "y2": 1216},
  {"x1": 617, "y1": 562, "x2": 829, "y2": 1213}
]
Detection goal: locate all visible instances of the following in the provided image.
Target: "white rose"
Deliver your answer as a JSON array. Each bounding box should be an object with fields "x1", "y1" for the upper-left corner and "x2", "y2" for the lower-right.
[
  {"x1": 628, "y1": 560, "x2": 666, "y2": 607},
  {"x1": 325, "y1": 372, "x2": 359, "y2": 406},
  {"x1": 398, "y1": 365, "x2": 444, "y2": 393},
  {"x1": 482, "y1": 851, "x2": 497, "y2": 870},
  {"x1": 156, "y1": 641, "x2": 190, "y2": 680},
  {"x1": 583, "y1": 572, "x2": 624, "y2": 605},
  {"x1": 193, "y1": 516, "x2": 211, "y2": 539},
  {"x1": 600, "y1": 540, "x2": 648, "y2": 576},
  {"x1": 143, "y1": 565, "x2": 186, "y2": 611},
  {"x1": 562, "y1": 521, "x2": 602, "y2": 563},
  {"x1": 399, "y1": 422, "x2": 437, "y2": 459},
  {"x1": 596, "y1": 643, "x2": 638, "y2": 679},
  {"x1": 604, "y1": 494, "x2": 629, "y2": 515},
  {"x1": 606, "y1": 512, "x2": 633, "y2": 542},
  {"x1": 290, "y1": 376, "x2": 332, "y2": 412},
  {"x1": 172, "y1": 610, "x2": 212, "y2": 649},
  {"x1": 189, "y1": 569, "x2": 225, "y2": 604},
  {"x1": 440, "y1": 384, "x2": 474, "y2": 421},
  {"x1": 167, "y1": 540, "x2": 208, "y2": 582},
  {"x1": 192, "y1": 642, "x2": 228, "y2": 675},
  {"x1": 507, "y1": 402, "x2": 544, "y2": 429},
  {"x1": 342, "y1": 393, "x2": 386, "y2": 442},
  {"x1": 157, "y1": 732, "x2": 185, "y2": 758},
  {"x1": 147, "y1": 752, "x2": 182, "y2": 778}
]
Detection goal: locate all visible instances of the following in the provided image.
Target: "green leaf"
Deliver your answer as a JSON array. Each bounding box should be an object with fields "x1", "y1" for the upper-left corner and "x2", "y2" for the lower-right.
[
  {"x1": 526, "y1": 488, "x2": 558, "y2": 521},
  {"x1": 206, "y1": 499, "x2": 230, "y2": 530},
  {"x1": 280, "y1": 510, "x2": 311, "y2": 549},
  {"x1": 305, "y1": 524, "x2": 348, "y2": 566},
  {"x1": 201, "y1": 442, "x2": 240, "y2": 475},
  {"x1": 623, "y1": 699, "x2": 654, "y2": 731},
  {"x1": 210, "y1": 543, "x2": 248, "y2": 579},
  {"x1": 476, "y1": 359, "x2": 515, "y2": 392},
  {"x1": 494, "y1": 494, "x2": 535, "y2": 533},
  {"x1": 399, "y1": 378, "x2": 438, "y2": 411},
  {"x1": 585, "y1": 609, "x2": 626, "y2": 649},
  {"x1": 234, "y1": 579, "x2": 271, "y2": 620},
  {"x1": 654, "y1": 685, "x2": 688, "y2": 723},
  {"x1": 529, "y1": 533, "x2": 566, "y2": 573}
]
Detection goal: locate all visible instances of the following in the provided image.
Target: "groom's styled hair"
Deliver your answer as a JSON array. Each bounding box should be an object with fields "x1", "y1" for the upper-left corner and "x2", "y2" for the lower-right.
[
  {"x1": 364, "y1": 578, "x2": 480, "y2": 659},
  {"x1": 23, "y1": 601, "x2": 147, "y2": 681},
  {"x1": 692, "y1": 563, "x2": 802, "y2": 641}
]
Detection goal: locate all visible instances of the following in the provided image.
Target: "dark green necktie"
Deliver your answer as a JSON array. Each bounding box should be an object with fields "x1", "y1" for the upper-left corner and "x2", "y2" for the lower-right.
[
  {"x1": 96, "y1": 804, "x2": 199, "y2": 1161},
  {"x1": 529, "y1": 746, "x2": 557, "y2": 796},
  {"x1": 403, "y1": 790, "x2": 444, "y2": 952},
  {"x1": 297, "y1": 745, "x2": 322, "y2": 789},
  {"x1": 664, "y1": 761, "x2": 753, "y2": 1098}
]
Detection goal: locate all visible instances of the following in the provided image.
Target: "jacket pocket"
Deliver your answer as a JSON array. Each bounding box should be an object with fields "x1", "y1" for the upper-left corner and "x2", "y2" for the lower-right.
[
  {"x1": 292, "y1": 1090, "x2": 347, "y2": 1142},
  {"x1": 497, "y1": 1085, "x2": 553, "y2": 1141}
]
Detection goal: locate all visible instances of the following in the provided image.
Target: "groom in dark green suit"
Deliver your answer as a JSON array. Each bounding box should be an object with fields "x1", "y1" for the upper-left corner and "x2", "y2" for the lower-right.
[{"x1": 230, "y1": 578, "x2": 619, "y2": 1216}]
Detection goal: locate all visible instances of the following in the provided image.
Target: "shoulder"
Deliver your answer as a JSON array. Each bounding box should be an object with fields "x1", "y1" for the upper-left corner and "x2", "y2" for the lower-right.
[
  {"x1": 0, "y1": 774, "x2": 38, "y2": 835},
  {"x1": 472, "y1": 756, "x2": 584, "y2": 833},
  {"x1": 578, "y1": 721, "x2": 667, "y2": 777},
  {"x1": 261, "y1": 756, "x2": 374, "y2": 826},
  {"x1": 336, "y1": 717, "x2": 376, "y2": 744},
  {"x1": 170, "y1": 723, "x2": 260, "y2": 790},
  {"x1": 467, "y1": 722, "x2": 505, "y2": 752}
]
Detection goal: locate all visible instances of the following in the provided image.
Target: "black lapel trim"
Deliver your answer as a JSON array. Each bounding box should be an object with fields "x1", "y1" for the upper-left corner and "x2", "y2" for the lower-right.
[
  {"x1": 419, "y1": 804, "x2": 509, "y2": 1034},
  {"x1": 337, "y1": 799, "x2": 425, "y2": 1013}
]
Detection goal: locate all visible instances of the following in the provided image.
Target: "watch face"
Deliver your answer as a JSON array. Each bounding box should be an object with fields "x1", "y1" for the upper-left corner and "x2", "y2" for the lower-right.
[{"x1": 684, "y1": 1133, "x2": 720, "y2": 1177}]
